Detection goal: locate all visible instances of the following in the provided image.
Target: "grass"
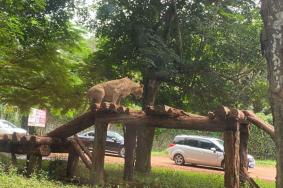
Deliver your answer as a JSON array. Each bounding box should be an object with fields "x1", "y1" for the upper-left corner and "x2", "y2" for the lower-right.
[
  {"x1": 0, "y1": 153, "x2": 275, "y2": 188},
  {"x1": 256, "y1": 160, "x2": 276, "y2": 167},
  {"x1": 151, "y1": 150, "x2": 168, "y2": 157}
]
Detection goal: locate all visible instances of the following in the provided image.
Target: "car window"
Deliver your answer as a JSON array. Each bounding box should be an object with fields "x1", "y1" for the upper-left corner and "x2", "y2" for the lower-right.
[
  {"x1": 184, "y1": 139, "x2": 199, "y2": 147},
  {"x1": 199, "y1": 140, "x2": 215, "y2": 150},
  {"x1": 88, "y1": 132, "x2": 95, "y2": 137},
  {"x1": 174, "y1": 139, "x2": 184, "y2": 145},
  {"x1": 0, "y1": 121, "x2": 14, "y2": 128}
]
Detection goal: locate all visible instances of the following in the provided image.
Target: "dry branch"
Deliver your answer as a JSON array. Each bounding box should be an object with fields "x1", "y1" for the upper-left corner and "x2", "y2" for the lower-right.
[{"x1": 242, "y1": 110, "x2": 275, "y2": 141}]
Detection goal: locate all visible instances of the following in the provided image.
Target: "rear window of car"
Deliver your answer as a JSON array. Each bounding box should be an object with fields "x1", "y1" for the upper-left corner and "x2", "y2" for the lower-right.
[
  {"x1": 184, "y1": 139, "x2": 199, "y2": 147},
  {"x1": 173, "y1": 137, "x2": 185, "y2": 145}
]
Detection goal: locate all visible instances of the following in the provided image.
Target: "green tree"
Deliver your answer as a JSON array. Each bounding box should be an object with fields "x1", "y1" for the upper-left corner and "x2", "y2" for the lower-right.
[
  {"x1": 0, "y1": 0, "x2": 91, "y2": 114},
  {"x1": 82, "y1": 0, "x2": 266, "y2": 173}
]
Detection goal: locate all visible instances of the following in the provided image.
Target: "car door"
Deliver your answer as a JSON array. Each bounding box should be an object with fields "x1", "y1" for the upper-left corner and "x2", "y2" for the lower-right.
[
  {"x1": 197, "y1": 139, "x2": 222, "y2": 167},
  {"x1": 182, "y1": 139, "x2": 201, "y2": 164},
  {"x1": 0, "y1": 121, "x2": 10, "y2": 134},
  {"x1": 105, "y1": 133, "x2": 120, "y2": 153}
]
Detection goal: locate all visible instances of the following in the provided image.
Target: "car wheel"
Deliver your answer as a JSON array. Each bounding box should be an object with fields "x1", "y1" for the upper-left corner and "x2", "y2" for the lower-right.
[
  {"x1": 119, "y1": 147, "x2": 125, "y2": 158},
  {"x1": 173, "y1": 154, "x2": 185, "y2": 165},
  {"x1": 221, "y1": 160, "x2": 225, "y2": 169}
]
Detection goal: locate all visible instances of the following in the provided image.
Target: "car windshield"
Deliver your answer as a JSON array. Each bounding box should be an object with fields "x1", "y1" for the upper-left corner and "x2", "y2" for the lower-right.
[
  {"x1": 108, "y1": 132, "x2": 124, "y2": 140},
  {"x1": 0, "y1": 120, "x2": 17, "y2": 129}
]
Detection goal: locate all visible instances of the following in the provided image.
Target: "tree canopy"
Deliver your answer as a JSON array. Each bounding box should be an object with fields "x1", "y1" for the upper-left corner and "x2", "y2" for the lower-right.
[
  {"x1": 0, "y1": 0, "x2": 91, "y2": 113},
  {"x1": 81, "y1": 0, "x2": 266, "y2": 114}
]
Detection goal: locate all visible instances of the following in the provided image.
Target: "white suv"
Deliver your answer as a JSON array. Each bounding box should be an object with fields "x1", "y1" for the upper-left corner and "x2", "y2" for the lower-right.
[{"x1": 168, "y1": 135, "x2": 255, "y2": 169}]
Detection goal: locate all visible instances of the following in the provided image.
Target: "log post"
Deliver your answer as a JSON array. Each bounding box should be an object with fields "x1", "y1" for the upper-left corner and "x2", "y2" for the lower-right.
[
  {"x1": 123, "y1": 124, "x2": 137, "y2": 181},
  {"x1": 90, "y1": 123, "x2": 108, "y2": 186},
  {"x1": 70, "y1": 139, "x2": 92, "y2": 169},
  {"x1": 224, "y1": 120, "x2": 240, "y2": 188},
  {"x1": 26, "y1": 154, "x2": 42, "y2": 177},
  {"x1": 74, "y1": 135, "x2": 92, "y2": 161},
  {"x1": 66, "y1": 147, "x2": 79, "y2": 178},
  {"x1": 239, "y1": 123, "x2": 249, "y2": 184},
  {"x1": 11, "y1": 132, "x2": 18, "y2": 166}
]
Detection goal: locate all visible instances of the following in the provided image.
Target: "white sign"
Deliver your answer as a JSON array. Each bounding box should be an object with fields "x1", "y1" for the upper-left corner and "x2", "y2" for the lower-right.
[{"x1": 28, "y1": 108, "x2": 47, "y2": 127}]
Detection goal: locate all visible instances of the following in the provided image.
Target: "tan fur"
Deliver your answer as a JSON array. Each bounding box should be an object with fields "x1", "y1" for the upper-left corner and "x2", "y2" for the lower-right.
[{"x1": 87, "y1": 77, "x2": 143, "y2": 105}]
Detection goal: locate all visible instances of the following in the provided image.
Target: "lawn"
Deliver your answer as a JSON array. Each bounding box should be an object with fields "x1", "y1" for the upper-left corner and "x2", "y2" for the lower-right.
[
  {"x1": 256, "y1": 160, "x2": 276, "y2": 167},
  {"x1": 0, "y1": 155, "x2": 275, "y2": 188}
]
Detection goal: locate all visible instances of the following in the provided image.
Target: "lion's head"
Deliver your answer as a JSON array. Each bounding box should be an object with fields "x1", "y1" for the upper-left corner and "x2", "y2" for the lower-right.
[{"x1": 131, "y1": 84, "x2": 143, "y2": 99}]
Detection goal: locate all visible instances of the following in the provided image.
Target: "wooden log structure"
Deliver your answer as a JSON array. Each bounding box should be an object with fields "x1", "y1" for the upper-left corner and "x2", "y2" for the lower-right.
[
  {"x1": 46, "y1": 111, "x2": 96, "y2": 138},
  {"x1": 240, "y1": 169, "x2": 260, "y2": 188},
  {"x1": 239, "y1": 123, "x2": 249, "y2": 184},
  {"x1": 0, "y1": 104, "x2": 264, "y2": 188},
  {"x1": 70, "y1": 139, "x2": 92, "y2": 169},
  {"x1": 66, "y1": 147, "x2": 79, "y2": 178},
  {"x1": 214, "y1": 106, "x2": 246, "y2": 123},
  {"x1": 123, "y1": 123, "x2": 137, "y2": 181},
  {"x1": 242, "y1": 110, "x2": 275, "y2": 141},
  {"x1": 224, "y1": 120, "x2": 240, "y2": 188},
  {"x1": 90, "y1": 122, "x2": 108, "y2": 186},
  {"x1": 26, "y1": 154, "x2": 42, "y2": 177},
  {"x1": 74, "y1": 135, "x2": 92, "y2": 161}
]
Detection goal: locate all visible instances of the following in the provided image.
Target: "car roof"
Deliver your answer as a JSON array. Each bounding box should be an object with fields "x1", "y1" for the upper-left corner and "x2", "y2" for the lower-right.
[{"x1": 174, "y1": 135, "x2": 222, "y2": 141}]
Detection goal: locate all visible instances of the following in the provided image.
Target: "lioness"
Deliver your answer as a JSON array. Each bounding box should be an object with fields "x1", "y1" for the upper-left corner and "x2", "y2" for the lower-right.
[{"x1": 87, "y1": 77, "x2": 143, "y2": 105}]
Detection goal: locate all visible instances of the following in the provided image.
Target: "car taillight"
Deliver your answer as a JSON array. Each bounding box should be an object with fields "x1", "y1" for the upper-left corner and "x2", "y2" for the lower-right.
[{"x1": 168, "y1": 143, "x2": 175, "y2": 148}]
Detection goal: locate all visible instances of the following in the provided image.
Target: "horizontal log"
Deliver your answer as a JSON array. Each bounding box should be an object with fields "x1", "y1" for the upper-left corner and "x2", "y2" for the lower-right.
[
  {"x1": 242, "y1": 110, "x2": 275, "y2": 141},
  {"x1": 97, "y1": 112, "x2": 230, "y2": 132}
]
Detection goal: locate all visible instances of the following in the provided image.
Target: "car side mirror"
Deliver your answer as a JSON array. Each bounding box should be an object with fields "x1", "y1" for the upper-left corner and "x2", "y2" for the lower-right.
[{"x1": 210, "y1": 147, "x2": 216, "y2": 152}]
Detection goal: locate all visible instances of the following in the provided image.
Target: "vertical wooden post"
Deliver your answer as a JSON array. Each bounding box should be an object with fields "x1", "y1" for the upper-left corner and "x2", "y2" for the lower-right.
[
  {"x1": 240, "y1": 123, "x2": 249, "y2": 183},
  {"x1": 224, "y1": 120, "x2": 240, "y2": 188},
  {"x1": 11, "y1": 133, "x2": 18, "y2": 166},
  {"x1": 123, "y1": 124, "x2": 137, "y2": 181},
  {"x1": 66, "y1": 148, "x2": 79, "y2": 178},
  {"x1": 26, "y1": 154, "x2": 42, "y2": 177},
  {"x1": 90, "y1": 123, "x2": 108, "y2": 186}
]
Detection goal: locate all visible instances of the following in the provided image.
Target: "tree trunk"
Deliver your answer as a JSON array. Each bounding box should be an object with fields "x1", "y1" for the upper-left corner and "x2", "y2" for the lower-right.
[
  {"x1": 260, "y1": 1, "x2": 283, "y2": 187},
  {"x1": 135, "y1": 78, "x2": 160, "y2": 173}
]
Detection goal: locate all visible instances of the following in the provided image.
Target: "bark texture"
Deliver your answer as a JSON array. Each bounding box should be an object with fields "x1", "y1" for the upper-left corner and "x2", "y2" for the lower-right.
[
  {"x1": 66, "y1": 148, "x2": 79, "y2": 178},
  {"x1": 135, "y1": 78, "x2": 160, "y2": 173},
  {"x1": 123, "y1": 124, "x2": 137, "y2": 181},
  {"x1": 224, "y1": 120, "x2": 240, "y2": 188},
  {"x1": 90, "y1": 123, "x2": 107, "y2": 186},
  {"x1": 260, "y1": 1, "x2": 283, "y2": 187},
  {"x1": 239, "y1": 124, "x2": 249, "y2": 184}
]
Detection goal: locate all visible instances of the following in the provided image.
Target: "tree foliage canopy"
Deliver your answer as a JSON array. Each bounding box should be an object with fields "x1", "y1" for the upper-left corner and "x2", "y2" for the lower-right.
[
  {"x1": 0, "y1": 0, "x2": 90, "y2": 112},
  {"x1": 81, "y1": 0, "x2": 267, "y2": 113}
]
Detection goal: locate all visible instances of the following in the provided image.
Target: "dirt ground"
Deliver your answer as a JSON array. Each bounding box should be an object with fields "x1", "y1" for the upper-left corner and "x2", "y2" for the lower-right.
[{"x1": 104, "y1": 155, "x2": 276, "y2": 182}]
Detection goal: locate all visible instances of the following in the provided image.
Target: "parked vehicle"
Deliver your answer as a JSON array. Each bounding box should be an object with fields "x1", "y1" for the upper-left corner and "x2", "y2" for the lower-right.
[
  {"x1": 168, "y1": 135, "x2": 255, "y2": 169},
  {"x1": 0, "y1": 119, "x2": 27, "y2": 135},
  {"x1": 78, "y1": 131, "x2": 125, "y2": 157}
]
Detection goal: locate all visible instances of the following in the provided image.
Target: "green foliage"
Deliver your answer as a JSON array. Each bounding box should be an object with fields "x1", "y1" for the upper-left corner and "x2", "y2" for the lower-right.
[
  {"x1": 249, "y1": 112, "x2": 275, "y2": 159},
  {"x1": 0, "y1": 0, "x2": 91, "y2": 114},
  {"x1": 81, "y1": 0, "x2": 267, "y2": 114}
]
